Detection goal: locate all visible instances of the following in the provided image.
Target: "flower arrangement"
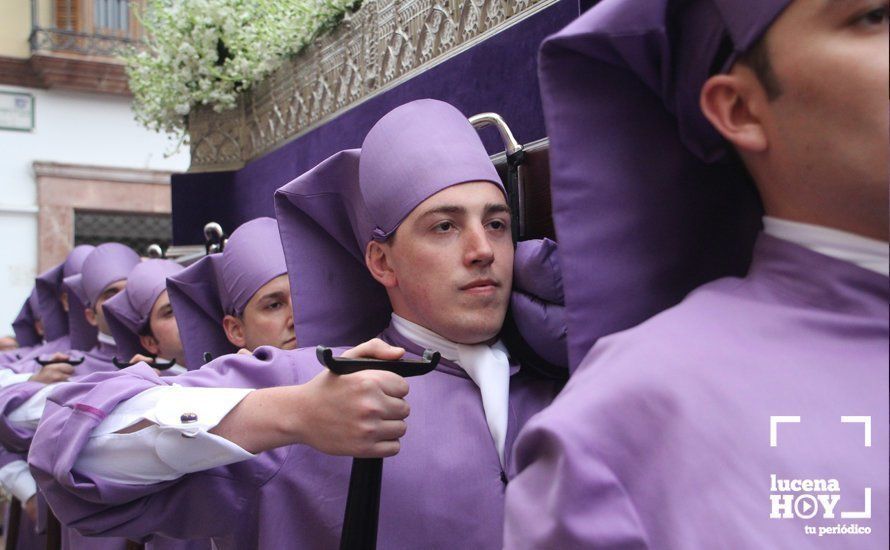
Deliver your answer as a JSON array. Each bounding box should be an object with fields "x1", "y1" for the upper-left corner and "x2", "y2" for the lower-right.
[{"x1": 126, "y1": 0, "x2": 361, "y2": 139}]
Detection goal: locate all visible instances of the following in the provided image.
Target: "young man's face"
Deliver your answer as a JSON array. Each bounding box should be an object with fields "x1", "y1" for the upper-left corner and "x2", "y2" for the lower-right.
[
  {"x1": 140, "y1": 290, "x2": 185, "y2": 365},
  {"x1": 223, "y1": 274, "x2": 296, "y2": 352},
  {"x1": 89, "y1": 280, "x2": 127, "y2": 336},
  {"x1": 757, "y1": 0, "x2": 888, "y2": 229},
  {"x1": 374, "y1": 181, "x2": 514, "y2": 345}
]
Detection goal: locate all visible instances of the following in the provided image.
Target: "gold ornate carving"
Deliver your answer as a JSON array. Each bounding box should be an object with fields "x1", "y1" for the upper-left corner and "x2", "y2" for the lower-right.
[{"x1": 187, "y1": 0, "x2": 557, "y2": 172}]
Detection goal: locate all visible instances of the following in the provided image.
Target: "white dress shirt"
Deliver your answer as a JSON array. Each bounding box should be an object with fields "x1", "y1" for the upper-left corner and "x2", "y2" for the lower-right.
[
  {"x1": 763, "y1": 216, "x2": 889, "y2": 276},
  {"x1": 0, "y1": 459, "x2": 37, "y2": 503}
]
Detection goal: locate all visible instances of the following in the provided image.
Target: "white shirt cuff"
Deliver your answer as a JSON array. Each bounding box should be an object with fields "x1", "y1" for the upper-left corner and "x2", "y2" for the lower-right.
[
  {"x1": 0, "y1": 369, "x2": 34, "y2": 388},
  {"x1": 7, "y1": 383, "x2": 62, "y2": 428},
  {"x1": 0, "y1": 460, "x2": 38, "y2": 502},
  {"x1": 75, "y1": 385, "x2": 255, "y2": 485}
]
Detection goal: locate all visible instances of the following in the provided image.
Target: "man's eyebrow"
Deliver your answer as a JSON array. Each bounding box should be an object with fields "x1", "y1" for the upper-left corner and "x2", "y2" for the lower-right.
[
  {"x1": 417, "y1": 205, "x2": 467, "y2": 218},
  {"x1": 258, "y1": 291, "x2": 288, "y2": 302},
  {"x1": 485, "y1": 203, "x2": 511, "y2": 215}
]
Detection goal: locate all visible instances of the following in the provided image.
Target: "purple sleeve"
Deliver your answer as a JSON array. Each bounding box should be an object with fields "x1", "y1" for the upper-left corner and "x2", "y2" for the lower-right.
[
  {"x1": 0, "y1": 381, "x2": 49, "y2": 452},
  {"x1": 28, "y1": 346, "x2": 308, "y2": 541},
  {"x1": 504, "y1": 338, "x2": 651, "y2": 549},
  {"x1": 0, "y1": 446, "x2": 27, "y2": 468}
]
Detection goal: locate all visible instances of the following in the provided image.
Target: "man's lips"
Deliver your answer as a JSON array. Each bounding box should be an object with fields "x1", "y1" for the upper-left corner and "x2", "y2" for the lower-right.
[{"x1": 460, "y1": 279, "x2": 500, "y2": 293}]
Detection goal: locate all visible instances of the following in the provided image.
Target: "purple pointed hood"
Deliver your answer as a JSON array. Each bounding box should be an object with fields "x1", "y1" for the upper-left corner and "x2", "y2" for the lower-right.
[
  {"x1": 540, "y1": 0, "x2": 791, "y2": 369},
  {"x1": 11, "y1": 289, "x2": 42, "y2": 347},
  {"x1": 34, "y1": 245, "x2": 95, "y2": 341},
  {"x1": 275, "y1": 99, "x2": 505, "y2": 347},
  {"x1": 103, "y1": 259, "x2": 184, "y2": 363},
  {"x1": 166, "y1": 217, "x2": 287, "y2": 367},
  {"x1": 62, "y1": 243, "x2": 141, "y2": 350}
]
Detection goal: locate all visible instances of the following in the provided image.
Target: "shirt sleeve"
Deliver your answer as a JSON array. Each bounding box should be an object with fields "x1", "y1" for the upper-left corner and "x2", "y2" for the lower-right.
[
  {"x1": 0, "y1": 369, "x2": 34, "y2": 388},
  {"x1": 0, "y1": 459, "x2": 38, "y2": 502},
  {"x1": 7, "y1": 383, "x2": 60, "y2": 428},
  {"x1": 74, "y1": 385, "x2": 256, "y2": 485}
]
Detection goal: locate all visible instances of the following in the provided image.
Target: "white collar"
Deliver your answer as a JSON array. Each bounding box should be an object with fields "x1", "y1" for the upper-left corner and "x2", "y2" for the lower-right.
[
  {"x1": 391, "y1": 314, "x2": 511, "y2": 467},
  {"x1": 763, "y1": 217, "x2": 889, "y2": 276},
  {"x1": 96, "y1": 332, "x2": 116, "y2": 346}
]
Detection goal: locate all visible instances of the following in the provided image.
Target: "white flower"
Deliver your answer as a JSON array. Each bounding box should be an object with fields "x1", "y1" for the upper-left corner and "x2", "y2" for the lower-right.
[{"x1": 126, "y1": 0, "x2": 362, "y2": 138}]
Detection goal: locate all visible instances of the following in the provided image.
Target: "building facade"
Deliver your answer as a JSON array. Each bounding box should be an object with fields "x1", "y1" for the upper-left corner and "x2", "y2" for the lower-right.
[{"x1": 0, "y1": 0, "x2": 189, "y2": 339}]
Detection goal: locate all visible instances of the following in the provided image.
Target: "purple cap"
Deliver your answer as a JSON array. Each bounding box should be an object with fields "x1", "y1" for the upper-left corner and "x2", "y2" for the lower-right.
[
  {"x1": 34, "y1": 245, "x2": 95, "y2": 341},
  {"x1": 103, "y1": 259, "x2": 184, "y2": 362},
  {"x1": 275, "y1": 99, "x2": 505, "y2": 347},
  {"x1": 539, "y1": 0, "x2": 789, "y2": 369},
  {"x1": 11, "y1": 289, "x2": 42, "y2": 347},
  {"x1": 166, "y1": 217, "x2": 287, "y2": 367},
  {"x1": 362, "y1": 99, "x2": 504, "y2": 241},
  {"x1": 62, "y1": 243, "x2": 141, "y2": 350}
]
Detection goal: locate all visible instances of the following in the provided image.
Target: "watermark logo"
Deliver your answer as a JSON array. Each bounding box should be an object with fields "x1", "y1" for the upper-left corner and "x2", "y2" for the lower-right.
[{"x1": 769, "y1": 416, "x2": 873, "y2": 538}]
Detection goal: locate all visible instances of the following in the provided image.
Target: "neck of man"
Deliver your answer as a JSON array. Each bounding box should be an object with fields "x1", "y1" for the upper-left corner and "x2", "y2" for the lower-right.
[{"x1": 746, "y1": 156, "x2": 888, "y2": 241}]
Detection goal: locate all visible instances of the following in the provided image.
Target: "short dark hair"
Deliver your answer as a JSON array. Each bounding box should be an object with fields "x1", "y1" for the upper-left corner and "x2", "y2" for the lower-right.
[{"x1": 738, "y1": 35, "x2": 783, "y2": 100}]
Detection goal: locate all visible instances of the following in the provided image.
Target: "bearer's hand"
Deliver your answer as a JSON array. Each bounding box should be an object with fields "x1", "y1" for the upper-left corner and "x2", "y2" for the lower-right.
[
  {"x1": 29, "y1": 353, "x2": 75, "y2": 383},
  {"x1": 211, "y1": 338, "x2": 410, "y2": 457},
  {"x1": 24, "y1": 495, "x2": 38, "y2": 522},
  {"x1": 129, "y1": 353, "x2": 155, "y2": 364},
  {"x1": 127, "y1": 353, "x2": 164, "y2": 375}
]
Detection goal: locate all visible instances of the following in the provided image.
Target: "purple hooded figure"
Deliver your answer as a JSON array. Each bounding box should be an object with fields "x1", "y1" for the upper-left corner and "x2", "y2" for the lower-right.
[
  {"x1": 36, "y1": 245, "x2": 96, "y2": 344},
  {"x1": 27, "y1": 99, "x2": 564, "y2": 549},
  {"x1": 1, "y1": 290, "x2": 42, "y2": 368},
  {"x1": 104, "y1": 259, "x2": 187, "y2": 372},
  {"x1": 165, "y1": 216, "x2": 290, "y2": 368},
  {"x1": 10, "y1": 290, "x2": 42, "y2": 349},
  {"x1": 0, "y1": 245, "x2": 96, "y2": 377},
  {"x1": 0, "y1": 242, "x2": 141, "y2": 451},
  {"x1": 0, "y1": 242, "x2": 141, "y2": 550},
  {"x1": 504, "y1": 0, "x2": 888, "y2": 548}
]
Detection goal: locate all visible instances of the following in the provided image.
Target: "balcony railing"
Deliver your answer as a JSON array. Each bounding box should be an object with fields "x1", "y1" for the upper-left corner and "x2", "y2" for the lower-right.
[{"x1": 29, "y1": 0, "x2": 145, "y2": 58}]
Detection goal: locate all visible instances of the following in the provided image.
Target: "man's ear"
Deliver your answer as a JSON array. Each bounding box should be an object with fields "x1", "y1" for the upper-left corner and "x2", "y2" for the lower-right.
[
  {"x1": 700, "y1": 66, "x2": 769, "y2": 154},
  {"x1": 139, "y1": 333, "x2": 161, "y2": 355},
  {"x1": 365, "y1": 241, "x2": 398, "y2": 289},
  {"x1": 84, "y1": 307, "x2": 98, "y2": 327},
  {"x1": 60, "y1": 292, "x2": 69, "y2": 313},
  {"x1": 222, "y1": 315, "x2": 246, "y2": 348}
]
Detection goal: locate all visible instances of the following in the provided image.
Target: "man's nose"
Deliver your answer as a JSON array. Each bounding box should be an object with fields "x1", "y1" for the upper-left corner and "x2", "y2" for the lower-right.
[{"x1": 463, "y1": 224, "x2": 495, "y2": 267}]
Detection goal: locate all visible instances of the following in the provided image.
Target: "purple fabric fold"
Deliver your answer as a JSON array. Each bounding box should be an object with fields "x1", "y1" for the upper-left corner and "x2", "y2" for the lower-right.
[
  {"x1": 35, "y1": 245, "x2": 95, "y2": 342},
  {"x1": 539, "y1": 0, "x2": 784, "y2": 368},
  {"x1": 11, "y1": 289, "x2": 42, "y2": 347}
]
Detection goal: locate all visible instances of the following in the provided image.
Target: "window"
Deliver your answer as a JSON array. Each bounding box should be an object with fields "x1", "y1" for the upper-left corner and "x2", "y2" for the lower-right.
[
  {"x1": 74, "y1": 211, "x2": 172, "y2": 255},
  {"x1": 93, "y1": 0, "x2": 130, "y2": 33}
]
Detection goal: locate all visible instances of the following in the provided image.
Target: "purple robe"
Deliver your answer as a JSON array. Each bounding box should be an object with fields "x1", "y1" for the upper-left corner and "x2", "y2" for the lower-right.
[
  {"x1": 29, "y1": 323, "x2": 560, "y2": 548},
  {"x1": 505, "y1": 235, "x2": 889, "y2": 547},
  {"x1": 0, "y1": 340, "x2": 120, "y2": 453},
  {"x1": 2, "y1": 336, "x2": 75, "y2": 375}
]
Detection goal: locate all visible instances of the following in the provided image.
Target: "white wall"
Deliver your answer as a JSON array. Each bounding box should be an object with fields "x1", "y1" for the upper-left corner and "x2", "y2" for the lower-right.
[{"x1": 0, "y1": 84, "x2": 190, "y2": 338}]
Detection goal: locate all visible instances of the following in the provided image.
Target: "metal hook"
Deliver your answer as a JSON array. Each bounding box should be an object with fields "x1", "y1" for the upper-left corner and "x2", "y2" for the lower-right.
[{"x1": 468, "y1": 112, "x2": 527, "y2": 241}]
